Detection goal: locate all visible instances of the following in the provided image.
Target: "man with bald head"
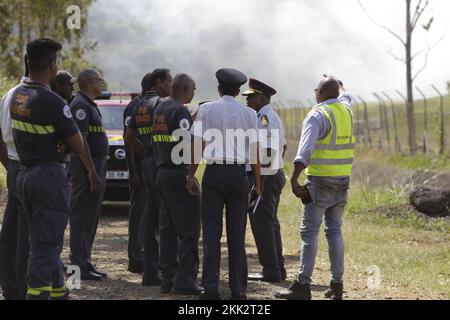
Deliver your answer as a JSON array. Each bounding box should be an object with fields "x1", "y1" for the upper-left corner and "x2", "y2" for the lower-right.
[
  {"x1": 153, "y1": 74, "x2": 202, "y2": 295},
  {"x1": 69, "y1": 69, "x2": 109, "y2": 281},
  {"x1": 152, "y1": 73, "x2": 202, "y2": 295},
  {"x1": 276, "y1": 75, "x2": 354, "y2": 300}
]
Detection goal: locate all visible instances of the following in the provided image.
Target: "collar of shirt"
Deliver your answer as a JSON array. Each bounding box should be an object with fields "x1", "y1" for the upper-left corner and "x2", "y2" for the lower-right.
[
  {"x1": 78, "y1": 91, "x2": 97, "y2": 107},
  {"x1": 220, "y1": 95, "x2": 237, "y2": 103},
  {"x1": 22, "y1": 79, "x2": 49, "y2": 89},
  {"x1": 257, "y1": 104, "x2": 273, "y2": 117},
  {"x1": 142, "y1": 90, "x2": 158, "y2": 98},
  {"x1": 323, "y1": 98, "x2": 339, "y2": 105}
]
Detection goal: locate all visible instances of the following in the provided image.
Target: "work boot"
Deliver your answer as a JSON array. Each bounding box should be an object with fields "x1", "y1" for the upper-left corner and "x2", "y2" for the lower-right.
[
  {"x1": 324, "y1": 282, "x2": 343, "y2": 300},
  {"x1": 274, "y1": 280, "x2": 311, "y2": 300}
]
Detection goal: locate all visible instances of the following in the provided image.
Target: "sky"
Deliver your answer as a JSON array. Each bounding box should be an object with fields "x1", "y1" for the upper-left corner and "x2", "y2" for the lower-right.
[{"x1": 86, "y1": 0, "x2": 450, "y2": 102}]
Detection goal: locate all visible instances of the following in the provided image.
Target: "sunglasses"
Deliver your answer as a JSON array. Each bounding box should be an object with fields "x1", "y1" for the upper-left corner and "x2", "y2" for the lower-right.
[{"x1": 90, "y1": 77, "x2": 105, "y2": 83}]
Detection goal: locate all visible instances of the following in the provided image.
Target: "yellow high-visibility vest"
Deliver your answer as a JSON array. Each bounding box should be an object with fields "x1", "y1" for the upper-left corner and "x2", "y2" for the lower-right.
[{"x1": 305, "y1": 102, "x2": 355, "y2": 177}]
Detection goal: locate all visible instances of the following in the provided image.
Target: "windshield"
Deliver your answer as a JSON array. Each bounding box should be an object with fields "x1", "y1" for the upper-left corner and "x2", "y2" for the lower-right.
[{"x1": 98, "y1": 104, "x2": 126, "y2": 130}]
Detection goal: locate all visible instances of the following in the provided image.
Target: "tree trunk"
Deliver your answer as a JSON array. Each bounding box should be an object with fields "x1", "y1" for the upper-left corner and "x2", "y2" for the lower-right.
[{"x1": 405, "y1": 0, "x2": 418, "y2": 155}]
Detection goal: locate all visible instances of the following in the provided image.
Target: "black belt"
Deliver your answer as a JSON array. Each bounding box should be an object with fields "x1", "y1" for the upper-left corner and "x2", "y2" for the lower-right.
[
  {"x1": 207, "y1": 163, "x2": 246, "y2": 169},
  {"x1": 159, "y1": 164, "x2": 188, "y2": 170},
  {"x1": 21, "y1": 161, "x2": 67, "y2": 169}
]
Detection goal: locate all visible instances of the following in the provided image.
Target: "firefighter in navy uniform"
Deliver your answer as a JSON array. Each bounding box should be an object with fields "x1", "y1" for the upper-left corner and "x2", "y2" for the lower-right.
[
  {"x1": 69, "y1": 69, "x2": 109, "y2": 281},
  {"x1": 124, "y1": 68, "x2": 172, "y2": 286},
  {"x1": 51, "y1": 71, "x2": 76, "y2": 104},
  {"x1": 11, "y1": 38, "x2": 83, "y2": 300},
  {"x1": 123, "y1": 73, "x2": 153, "y2": 274},
  {"x1": 152, "y1": 74, "x2": 202, "y2": 295}
]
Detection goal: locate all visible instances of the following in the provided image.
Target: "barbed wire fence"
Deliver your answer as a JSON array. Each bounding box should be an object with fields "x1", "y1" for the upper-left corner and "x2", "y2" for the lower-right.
[{"x1": 274, "y1": 84, "x2": 450, "y2": 157}]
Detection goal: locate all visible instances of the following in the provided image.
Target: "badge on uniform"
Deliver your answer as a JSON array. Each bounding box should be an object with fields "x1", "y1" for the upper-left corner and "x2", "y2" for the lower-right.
[
  {"x1": 76, "y1": 109, "x2": 86, "y2": 121},
  {"x1": 63, "y1": 105, "x2": 72, "y2": 119},
  {"x1": 125, "y1": 116, "x2": 132, "y2": 127},
  {"x1": 179, "y1": 118, "x2": 190, "y2": 131},
  {"x1": 261, "y1": 115, "x2": 269, "y2": 127}
]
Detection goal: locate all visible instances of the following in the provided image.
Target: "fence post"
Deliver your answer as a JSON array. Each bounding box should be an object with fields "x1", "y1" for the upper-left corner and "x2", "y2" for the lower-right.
[
  {"x1": 373, "y1": 93, "x2": 385, "y2": 150},
  {"x1": 432, "y1": 85, "x2": 445, "y2": 155},
  {"x1": 383, "y1": 92, "x2": 402, "y2": 155},
  {"x1": 357, "y1": 95, "x2": 371, "y2": 147},
  {"x1": 415, "y1": 87, "x2": 429, "y2": 155}
]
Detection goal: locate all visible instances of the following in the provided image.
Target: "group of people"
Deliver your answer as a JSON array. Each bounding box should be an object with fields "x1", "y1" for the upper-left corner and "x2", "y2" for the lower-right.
[{"x1": 0, "y1": 37, "x2": 355, "y2": 301}]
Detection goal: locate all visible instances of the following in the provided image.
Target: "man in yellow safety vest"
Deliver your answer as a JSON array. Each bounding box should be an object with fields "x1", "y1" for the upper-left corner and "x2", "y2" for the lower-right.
[{"x1": 276, "y1": 75, "x2": 354, "y2": 300}]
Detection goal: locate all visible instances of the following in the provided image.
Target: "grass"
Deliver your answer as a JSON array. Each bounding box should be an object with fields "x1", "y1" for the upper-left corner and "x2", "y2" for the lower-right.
[{"x1": 278, "y1": 163, "x2": 450, "y2": 299}]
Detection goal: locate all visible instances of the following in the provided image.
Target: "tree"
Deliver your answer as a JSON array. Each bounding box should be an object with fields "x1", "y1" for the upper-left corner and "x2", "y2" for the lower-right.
[
  {"x1": 358, "y1": 0, "x2": 446, "y2": 155},
  {"x1": 0, "y1": 0, "x2": 97, "y2": 81}
]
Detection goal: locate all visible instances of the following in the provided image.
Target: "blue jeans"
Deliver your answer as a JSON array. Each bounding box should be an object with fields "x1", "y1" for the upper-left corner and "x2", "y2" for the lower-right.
[{"x1": 297, "y1": 176, "x2": 349, "y2": 284}]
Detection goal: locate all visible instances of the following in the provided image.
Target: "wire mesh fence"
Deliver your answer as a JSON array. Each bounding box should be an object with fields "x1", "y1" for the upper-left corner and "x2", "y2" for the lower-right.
[{"x1": 274, "y1": 83, "x2": 450, "y2": 156}]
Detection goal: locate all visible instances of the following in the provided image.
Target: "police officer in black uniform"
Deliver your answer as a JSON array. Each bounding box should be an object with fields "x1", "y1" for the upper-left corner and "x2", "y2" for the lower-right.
[
  {"x1": 153, "y1": 73, "x2": 202, "y2": 295},
  {"x1": 123, "y1": 73, "x2": 153, "y2": 274},
  {"x1": 243, "y1": 79, "x2": 288, "y2": 283},
  {"x1": 69, "y1": 69, "x2": 109, "y2": 281},
  {"x1": 11, "y1": 38, "x2": 83, "y2": 300},
  {"x1": 188, "y1": 68, "x2": 262, "y2": 300},
  {"x1": 124, "y1": 68, "x2": 172, "y2": 286}
]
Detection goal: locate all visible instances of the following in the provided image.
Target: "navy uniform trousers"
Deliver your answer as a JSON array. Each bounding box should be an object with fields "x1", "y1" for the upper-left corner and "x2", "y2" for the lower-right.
[
  {"x1": 202, "y1": 164, "x2": 249, "y2": 296},
  {"x1": 127, "y1": 159, "x2": 145, "y2": 268},
  {"x1": 0, "y1": 160, "x2": 29, "y2": 300},
  {"x1": 156, "y1": 167, "x2": 200, "y2": 289},
  {"x1": 249, "y1": 169, "x2": 286, "y2": 279},
  {"x1": 69, "y1": 155, "x2": 106, "y2": 272},
  {"x1": 16, "y1": 162, "x2": 70, "y2": 300},
  {"x1": 141, "y1": 157, "x2": 161, "y2": 277}
]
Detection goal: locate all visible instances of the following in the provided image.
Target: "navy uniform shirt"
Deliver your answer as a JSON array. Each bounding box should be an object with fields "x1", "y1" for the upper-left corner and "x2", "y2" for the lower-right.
[
  {"x1": 10, "y1": 80, "x2": 80, "y2": 165},
  {"x1": 123, "y1": 95, "x2": 141, "y2": 134},
  {"x1": 127, "y1": 91, "x2": 162, "y2": 160},
  {"x1": 153, "y1": 98, "x2": 192, "y2": 168},
  {"x1": 123, "y1": 94, "x2": 144, "y2": 162},
  {"x1": 71, "y1": 92, "x2": 109, "y2": 157}
]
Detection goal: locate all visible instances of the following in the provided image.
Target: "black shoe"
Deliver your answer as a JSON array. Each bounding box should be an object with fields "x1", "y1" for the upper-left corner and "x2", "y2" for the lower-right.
[
  {"x1": 248, "y1": 272, "x2": 281, "y2": 283},
  {"x1": 172, "y1": 284, "x2": 204, "y2": 296},
  {"x1": 275, "y1": 281, "x2": 311, "y2": 300},
  {"x1": 142, "y1": 274, "x2": 162, "y2": 287},
  {"x1": 87, "y1": 262, "x2": 108, "y2": 279},
  {"x1": 199, "y1": 291, "x2": 221, "y2": 300},
  {"x1": 80, "y1": 271, "x2": 104, "y2": 281},
  {"x1": 128, "y1": 262, "x2": 144, "y2": 274},
  {"x1": 324, "y1": 282, "x2": 343, "y2": 300},
  {"x1": 160, "y1": 281, "x2": 173, "y2": 294},
  {"x1": 280, "y1": 268, "x2": 287, "y2": 281},
  {"x1": 230, "y1": 294, "x2": 247, "y2": 300}
]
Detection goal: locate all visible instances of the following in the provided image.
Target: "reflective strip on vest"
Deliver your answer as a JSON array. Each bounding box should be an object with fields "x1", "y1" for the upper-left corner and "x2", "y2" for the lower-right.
[
  {"x1": 88, "y1": 125, "x2": 105, "y2": 133},
  {"x1": 305, "y1": 102, "x2": 355, "y2": 177},
  {"x1": 138, "y1": 127, "x2": 153, "y2": 135},
  {"x1": 12, "y1": 119, "x2": 55, "y2": 135},
  {"x1": 152, "y1": 134, "x2": 179, "y2": 143}
]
